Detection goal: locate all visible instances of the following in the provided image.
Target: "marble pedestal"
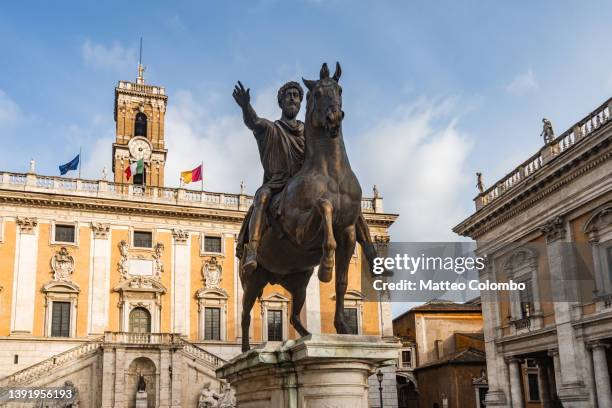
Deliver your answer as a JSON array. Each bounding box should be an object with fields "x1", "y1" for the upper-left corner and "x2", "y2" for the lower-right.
[
  {"x1": 135, "y1": 391, "x2": 148, "y2": 408},
  {"x1": 216, "y1": 334, "x2": 400, "y2": 408}
]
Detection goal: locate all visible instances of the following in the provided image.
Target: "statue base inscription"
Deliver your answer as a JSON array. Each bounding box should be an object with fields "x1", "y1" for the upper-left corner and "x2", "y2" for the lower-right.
[
  {"x1": 135, "y1": 391, "x2": 148, "y2": 408},
  {"x1": 216, "y1": 334, "x2": 399, "y2": 408}
]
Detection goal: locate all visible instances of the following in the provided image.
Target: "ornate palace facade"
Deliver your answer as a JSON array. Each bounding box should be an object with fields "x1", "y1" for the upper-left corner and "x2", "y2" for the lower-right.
[
  {"x1": 455, "y1": 98, "x2": 612, "y2": 407},
  {"x1": 0, "y1": 70, "x2": 398, "y2": 407}
]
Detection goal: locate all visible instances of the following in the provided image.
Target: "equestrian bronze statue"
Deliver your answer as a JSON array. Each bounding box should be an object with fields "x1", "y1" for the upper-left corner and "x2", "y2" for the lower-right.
[{"x1": 233, "y1": 62, "x2": 380, "y2": 351}]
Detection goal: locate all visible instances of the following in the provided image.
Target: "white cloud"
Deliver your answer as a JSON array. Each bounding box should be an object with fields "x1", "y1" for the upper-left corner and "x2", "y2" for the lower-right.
[
  {"x1": 164, "y1": 90, "x2": 263, "y2": 194},
  {"x1": 506, "y1": 69, "x2": 539, "y2": 95},
  {"x1": 81, "y1": 40, "x2": 137, "y2": 73},
  {"x1": 0, "y1": 89, "x2": 22, "y2": 126},
  {"x1": 351, "y1": 99, "x2": 474, "y2": 241}
]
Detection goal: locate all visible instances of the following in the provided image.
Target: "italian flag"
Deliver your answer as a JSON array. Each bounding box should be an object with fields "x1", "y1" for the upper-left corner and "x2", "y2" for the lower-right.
[{"x1": 125, "y1": 159, "x2": 144, "y2": 180}]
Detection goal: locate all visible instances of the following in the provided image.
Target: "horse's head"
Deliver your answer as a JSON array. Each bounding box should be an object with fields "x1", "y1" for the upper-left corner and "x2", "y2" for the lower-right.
[{"x1": 303, "y1": 62, "x2": 344, "y2": 138}]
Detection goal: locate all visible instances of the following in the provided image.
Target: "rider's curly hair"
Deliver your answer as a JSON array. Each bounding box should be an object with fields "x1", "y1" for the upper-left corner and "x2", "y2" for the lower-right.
[{"x1": 277, "y1": 81, "x2": 304, "y2": 106}]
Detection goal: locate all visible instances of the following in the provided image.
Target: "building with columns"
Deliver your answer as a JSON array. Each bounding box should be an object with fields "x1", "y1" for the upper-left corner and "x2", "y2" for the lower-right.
[
  {"x1": 454, "y1": 97, "x2": 612, "y2": 407},
  {"x1": 0, "y1": 68, "x2": 398, "y2": 407}
]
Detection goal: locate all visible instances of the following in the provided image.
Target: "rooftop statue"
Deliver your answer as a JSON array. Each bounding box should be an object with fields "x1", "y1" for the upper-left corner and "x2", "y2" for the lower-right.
[
  {"x1": 233, "y1": 62, "x2": 382, "y2": 351},
  {"x1": 541, "y1": 117, "x2": 555, "y2": 144}
]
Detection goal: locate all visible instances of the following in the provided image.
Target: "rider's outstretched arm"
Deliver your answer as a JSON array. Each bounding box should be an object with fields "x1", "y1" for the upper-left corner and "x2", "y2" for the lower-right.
[{"x1": 233, "y1": 81, "x2": 268, "y2": 132}]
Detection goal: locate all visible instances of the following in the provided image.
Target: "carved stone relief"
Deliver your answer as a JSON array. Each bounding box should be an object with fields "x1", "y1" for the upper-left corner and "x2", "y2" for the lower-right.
[
  {"x1": 91, "y1": 222, "x2": 110, "y2": 239},
  {"x1": 16, "y1": 217, "x2": 38, "y2": 234},
  {"x1": 172, "y1": 229, "x2": 189, "y2": 244},
  {"x1": 203, "y1": 257, "x2": 222, "y2": 289},
  {"x1": 51, "y1": 247, "x2": 75, "y2": 282}
]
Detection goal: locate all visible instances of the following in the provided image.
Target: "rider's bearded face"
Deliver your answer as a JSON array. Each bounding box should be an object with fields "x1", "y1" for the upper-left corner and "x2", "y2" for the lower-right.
[{"x1": 281, "y1": 88, "x2": 301, "y2": 119}]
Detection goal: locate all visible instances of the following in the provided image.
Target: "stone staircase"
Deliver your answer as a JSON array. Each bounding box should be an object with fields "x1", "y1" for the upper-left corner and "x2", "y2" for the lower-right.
[
  {"x1": 0, "y1": 337, "x2": 104, "y2": 389},
  {"x1": 179, "y1": 338, "x2": 226, "y2": 369},
  {"x1": 0, "y1": 334, "x2": 226, "y2": 407}
]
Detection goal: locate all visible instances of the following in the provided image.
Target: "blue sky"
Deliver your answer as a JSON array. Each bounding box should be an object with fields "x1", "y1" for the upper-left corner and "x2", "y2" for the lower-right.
[{"x1": 2, "y1": 0, "x2": 612, "y2": 245}]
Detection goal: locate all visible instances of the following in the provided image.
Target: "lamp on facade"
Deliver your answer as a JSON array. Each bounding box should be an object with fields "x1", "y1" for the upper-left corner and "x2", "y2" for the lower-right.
[{"x1": 376, "y1": 369, "x2": 384, "y2": 408}]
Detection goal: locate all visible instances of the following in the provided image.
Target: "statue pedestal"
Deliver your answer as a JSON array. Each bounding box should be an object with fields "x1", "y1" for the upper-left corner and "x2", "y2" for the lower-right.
[
  {"x1": 216, "y1": 334, "x2": 399, "y2": 408},
  {"x1": 135, "y1": 391, "x2": 148, "y2": 408}
]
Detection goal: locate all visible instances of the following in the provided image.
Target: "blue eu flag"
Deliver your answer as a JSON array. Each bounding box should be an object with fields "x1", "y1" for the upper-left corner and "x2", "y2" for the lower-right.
[{"x1": 59, "y1": 154, "x2": 80, "y2": 175}]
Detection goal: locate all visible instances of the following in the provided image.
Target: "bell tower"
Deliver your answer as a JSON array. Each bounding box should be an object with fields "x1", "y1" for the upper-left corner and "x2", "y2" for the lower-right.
[{"x1": 112, "y1": 52, "x2": 168, "y2": 187}]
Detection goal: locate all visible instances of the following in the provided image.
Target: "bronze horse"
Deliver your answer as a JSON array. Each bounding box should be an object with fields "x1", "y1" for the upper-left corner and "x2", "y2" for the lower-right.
[{"x1": 240, "y1": 62, "x2": 365, "y2": 351}]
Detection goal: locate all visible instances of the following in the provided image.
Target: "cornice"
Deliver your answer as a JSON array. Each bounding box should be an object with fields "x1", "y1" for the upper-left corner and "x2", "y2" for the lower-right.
[
  {"x1": 0, "y1": 190, "x2": 398, "y2": 228},
  {"x1": 454, "y1": 133, "x2": 611, "y2": 239}
]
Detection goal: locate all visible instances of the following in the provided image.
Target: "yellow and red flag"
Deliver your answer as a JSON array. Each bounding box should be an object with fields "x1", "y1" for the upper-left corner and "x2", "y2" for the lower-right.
[{"x1": 181, "y1": 164, "x2": 203, "y2": 184}]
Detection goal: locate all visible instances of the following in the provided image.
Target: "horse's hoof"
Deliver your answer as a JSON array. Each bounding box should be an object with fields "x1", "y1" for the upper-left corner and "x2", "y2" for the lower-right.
[{"x1": 241, "y1": 343, "x2": 250, "y2": 353}]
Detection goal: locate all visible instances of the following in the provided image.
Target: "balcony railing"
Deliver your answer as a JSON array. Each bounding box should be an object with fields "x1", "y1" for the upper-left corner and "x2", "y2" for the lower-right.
[
  {"x1": 477, "y1": 98, "x2": 611, "y2": 209},
  {"x1": 0, "y1": 173, "x2": 383, "y2": 214}
]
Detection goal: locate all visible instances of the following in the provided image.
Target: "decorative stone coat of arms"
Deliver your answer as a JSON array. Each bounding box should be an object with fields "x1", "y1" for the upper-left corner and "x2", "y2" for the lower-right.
[
  {"x1": 51, "y1": 247, "x2": 75, "y2": 282},
  {"x1": 203, "y1": 257, "x2": 222, "y2": 289}
]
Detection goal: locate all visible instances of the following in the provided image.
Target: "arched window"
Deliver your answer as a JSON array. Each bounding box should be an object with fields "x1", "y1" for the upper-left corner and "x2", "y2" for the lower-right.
[
  {"x1": 129, "y1": 307, "x2": 151, "y2": 333},
  {"x1": 134, "y1": 112, "x2": 148, "y2": 137}
]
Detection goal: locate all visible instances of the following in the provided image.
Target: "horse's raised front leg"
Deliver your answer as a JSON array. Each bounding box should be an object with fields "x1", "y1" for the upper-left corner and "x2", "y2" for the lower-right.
[
  {"x1": 315, "y1": 198, "x2": 336, "y2": 282},
  {"x1": 241, "y1": 269, "x2": 267, "y2": 352},
  {"x1": 334, "y1": 224, "x2": 356, "y2": 334},
  {"x1": 280, "y1": 269, "x2": 313, "y2": 338}
]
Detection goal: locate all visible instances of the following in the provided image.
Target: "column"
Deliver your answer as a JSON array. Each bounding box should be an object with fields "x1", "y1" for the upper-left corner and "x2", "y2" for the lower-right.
[
  {"x1": 507, "y1": 357, "x2": 525, "y2": 408},
  {"x1": 159, "y1": 349, "x2": 171, "y2": 408},
  {"x1": 537, "y1": 359, "x2": 553, "y2": 408},
  {"x1": 101, "y1": 346, "x2": 116, "y2": 408},
  {"x1": 590, "y1": 341, "x2": 612, "y2": 408},
  {"x1": 89, "y1": 223, "x2": 111, "y2": 334},
  {"x1": 480, "y1": 256, "x2": 510, "y2": 406},
  {"x1": 171, "y1": 230, "x2": 190, "y2": 335},
  {"x1": 113, "y1": 347, "x2": 126, "y2": 408},
  {"x1": 10, "y1": 217, "x2": 39, "y2": 334},
  {"x1": 540, "y1": 216, "x2": 590, "y2": 404},
  {"x1": 547, "y1": 349, "x2": 561, "y2": 399},
  {"x1": 170, "y1": 349, "x2": 183, "y2": 408}
]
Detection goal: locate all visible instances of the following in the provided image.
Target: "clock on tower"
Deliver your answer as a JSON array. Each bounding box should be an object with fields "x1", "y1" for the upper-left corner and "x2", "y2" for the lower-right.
[{"x1": 112, "y1": 64, "x2": 168, "y2": 187}]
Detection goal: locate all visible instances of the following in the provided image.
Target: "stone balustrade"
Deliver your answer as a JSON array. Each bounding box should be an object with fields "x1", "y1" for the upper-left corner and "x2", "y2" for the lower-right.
[
  {"x1": 0, "y1": 172, "x2": 381, "y2": 213},
  {"x1": 103, "y1": 331, "x2": 180, "y2": 345},
  {"x1": 0, "y1": 337, "x2": 104, "y2": 387},
  {"x1": 117, "y1": 80, "x2": 165, "y2": 95},
  {"x1": 477, "y1": 98, "x2": 611, "y2": 209}
]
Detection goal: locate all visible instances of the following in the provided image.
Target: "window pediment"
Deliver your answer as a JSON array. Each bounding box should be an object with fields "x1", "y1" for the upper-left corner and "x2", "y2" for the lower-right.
[
  {"x1": 195, "y1": 287, "x2": 228, "y2": 300},
  {"x1": 114, "y1": 276, "x2": 167, "y2": 294},
  {"x1": 331, "y1": 289, "x2": 365, "y2": 301},
  {"x1": 42, "y1": 280, "x2": 80, "y2": 294},
  {"x1": 583, "y1": 203, "x2": 612, "y2": 241},
  {"x1": 503, "y1": 247, "x2": 538, "y2": 279},
  {"x1": 261, "y1": 292, "x2": 290, "y2": 303}
]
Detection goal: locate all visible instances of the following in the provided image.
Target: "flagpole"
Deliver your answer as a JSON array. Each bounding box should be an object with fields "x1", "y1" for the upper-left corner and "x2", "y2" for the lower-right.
[
  {"x1": 201, "y1": 161, "x2": 204, "y2": 192},
  {"x1": 78, "y1": 147, "x2": 82, "y2": 179}
]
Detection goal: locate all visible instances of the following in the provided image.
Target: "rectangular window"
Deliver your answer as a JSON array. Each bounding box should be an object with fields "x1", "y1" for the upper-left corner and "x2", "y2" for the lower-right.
[
  {"x1": 519, "y1": 281, "x2": 533, "y2": 318},
  {"x1": 51, "y1": 301, "x2": 71, "y2": 337},
  {"x1": 401, "y1": 350, "x2": 412, "y2": 368},
  {"x1": 267, "y1": 310, "x2": 283, "y2": 341},
  {"x1": 528, "y1": 373, "x2": 540, "y2": 401},
  {"x1": 204, "y1": 307, "x2": 221, "y2": 340},
  {"x1": 133, "y1": 231, "x2": 152, "y2": 248},
  {"x1": 204, "y1": 236, "x2": 222, "y2": 253},
  {"x1": 343, "y1": 308, "x2": 359, "y2": 334},
  {"x1": 55, "y1": 225, "x2": 75, "y2": 243},
  {"x1": 14, "y1": 355, "x2": 18, "y2": 364}
]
